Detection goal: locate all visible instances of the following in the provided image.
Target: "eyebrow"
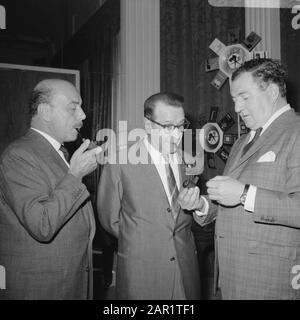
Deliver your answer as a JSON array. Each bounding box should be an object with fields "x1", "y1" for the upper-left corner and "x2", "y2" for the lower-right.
[
  {"x1": 67, "y1": 100, "x2": 81, "y2": 106},
  {"x1": 231, "y1": 91, "x2": 248, "y2": 98},
  {"x1": 162, "y1": 119, "x2": 185, "y2": 126}
]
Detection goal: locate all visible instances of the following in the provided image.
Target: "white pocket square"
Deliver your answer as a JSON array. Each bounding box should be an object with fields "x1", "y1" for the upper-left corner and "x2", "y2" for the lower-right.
[{"x1": 257, "y1": 151, "x2": 276, "y2": 163}]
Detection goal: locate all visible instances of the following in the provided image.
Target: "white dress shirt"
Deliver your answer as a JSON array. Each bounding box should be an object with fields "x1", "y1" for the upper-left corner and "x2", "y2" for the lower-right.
[
  {"x1": 143, "y1": 137, "x2": 180, "y2": 206},
  {"x1": 144, "y1": 137, "x2": 208, "y2": 216},
  {"x1": 31, "y1": 127, "x2": 70, "y2": 167}
]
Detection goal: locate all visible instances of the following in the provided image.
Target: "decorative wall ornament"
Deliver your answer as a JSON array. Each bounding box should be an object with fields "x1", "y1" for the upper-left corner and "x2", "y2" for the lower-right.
[
  {"x1": 199, "y1": 107, "x2": 236, "y2": 164},
  {"x1": 207, "y1": 31, "x2": 262, "y2": 90}
]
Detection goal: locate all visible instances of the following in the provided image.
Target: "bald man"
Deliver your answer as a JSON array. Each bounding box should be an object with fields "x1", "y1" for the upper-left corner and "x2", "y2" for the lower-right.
[{"x1": 0, "y1": 79, "x2": 103, "y2": 299}]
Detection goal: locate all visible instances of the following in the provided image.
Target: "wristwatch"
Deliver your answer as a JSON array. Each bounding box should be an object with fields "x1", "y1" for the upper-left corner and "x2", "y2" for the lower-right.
[{"x1": 240, "y1": 184, "x2": 250, "y2": 206}]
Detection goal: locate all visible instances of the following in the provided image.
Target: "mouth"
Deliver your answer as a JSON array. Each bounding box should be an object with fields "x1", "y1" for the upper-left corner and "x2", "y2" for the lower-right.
[
  {"x1": 75, "y1": 128, "x2": 84, "y2": 141},
  {"x1": 74, "y1": 124, "x2": 83, "y2": 134},
  {"x1": 74, "y1": 123, "x2": 83, "y2": 130}
]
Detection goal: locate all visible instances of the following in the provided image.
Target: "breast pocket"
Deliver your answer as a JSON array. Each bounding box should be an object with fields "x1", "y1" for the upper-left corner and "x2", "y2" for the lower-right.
[{"x1": 245, "y1": 161, "x2": 285, "y2": 191}]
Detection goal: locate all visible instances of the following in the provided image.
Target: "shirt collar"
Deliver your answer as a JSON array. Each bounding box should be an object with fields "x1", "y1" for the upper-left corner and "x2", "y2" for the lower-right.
[
  {"x1": 261, "y1": 104, "x2": 291, "y2": 133},
  {"x1": 250, "y1": 104, "x2": 291, "y2": 137}
]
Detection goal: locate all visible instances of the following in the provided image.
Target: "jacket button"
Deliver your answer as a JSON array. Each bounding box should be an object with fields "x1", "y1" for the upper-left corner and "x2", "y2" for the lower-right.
[
  {"x1": 170, "y1": 257, "x2": 175, "y2": 261},
  {"x1": 167, "y1": 208, "x2": 171, "y2": 213}
]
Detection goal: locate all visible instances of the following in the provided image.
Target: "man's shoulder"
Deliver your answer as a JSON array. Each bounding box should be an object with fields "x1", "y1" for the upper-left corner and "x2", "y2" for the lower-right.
[
  {"x1": 1, "y1": 135, "x2": 29, "y2": 158},
  {"x1": 279, "y1": 107, "x2": 300, "y2": 123},
  {"x1": 0, "y1": 130, "x2": 47, "y2": 163},
  {"x1": 279, "y1": 109, "x2": 300, "y2": 135},
  {"x1": 290, "y1": 110, "x2": 300, "y2": 126}
]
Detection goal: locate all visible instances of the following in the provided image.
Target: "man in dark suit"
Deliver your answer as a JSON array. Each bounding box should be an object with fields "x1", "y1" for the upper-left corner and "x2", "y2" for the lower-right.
[
  {"x1": 0, "y1": 79, "x2": 103, "y2": 299},
  {"x1": 202, "y1": 59, "x2": 300, "y2": 299},
  {"x1": 97, "y1": 92, "x2": 213, "y2": 300}
]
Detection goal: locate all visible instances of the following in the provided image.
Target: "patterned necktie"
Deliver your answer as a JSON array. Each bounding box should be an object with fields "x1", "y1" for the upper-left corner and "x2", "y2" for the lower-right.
[
  {"x1": 242, "y1": 127, "x2": 262, "y2": 157},
  {"x1": 164, "y1": 155, "x2": 180, "y2": 220},
  {"x1": 59, "y1": 145, "x2": 70, "y2": 163}
]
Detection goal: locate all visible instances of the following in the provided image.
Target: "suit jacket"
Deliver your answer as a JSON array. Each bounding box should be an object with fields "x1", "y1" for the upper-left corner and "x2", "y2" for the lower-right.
[
  {"x1": 0, "y1": 129, "x2": 95, "y2": 300},
  {"x1": 215, "y1": 109, "x2": 300, "y2": 299},
  {"x1": 97, "y1": 140, "x2": 205, "y2": 300}
]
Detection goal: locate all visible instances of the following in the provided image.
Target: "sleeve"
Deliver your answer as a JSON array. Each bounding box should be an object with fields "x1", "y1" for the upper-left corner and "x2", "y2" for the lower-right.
[
  {"x1": 244, "y1": 185, "x2": 256, "y2": 212},
  {"x1": 97, "y1": 163, "x2": 122, "y2": 238},
  {"x1": 0, "y1": 148, "x2": 90, "y2": 243},
  {"x1": 194, "y1": 196, "x2": 209, "y2": 216},
  {"x1": 193, "y1": 196, "x2": 218, "y2": 226},
  {"x1": 252, "y1": 129, "x2": 300, "y2": 228}
]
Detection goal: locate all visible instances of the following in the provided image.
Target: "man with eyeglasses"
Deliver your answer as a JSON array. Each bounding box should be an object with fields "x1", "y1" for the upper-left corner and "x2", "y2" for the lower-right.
[{"x1": 98, "y1": 92, "x2": 213, "y2": 300}]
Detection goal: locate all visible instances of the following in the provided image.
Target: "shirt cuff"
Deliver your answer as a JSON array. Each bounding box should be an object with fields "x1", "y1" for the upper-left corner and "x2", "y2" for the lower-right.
[
  {"x1": 194, "y1": 196, "x2": 209, "y2": 217},
  {"x1": 244, "y1": 185, "x2": 256, "y2": 212}
]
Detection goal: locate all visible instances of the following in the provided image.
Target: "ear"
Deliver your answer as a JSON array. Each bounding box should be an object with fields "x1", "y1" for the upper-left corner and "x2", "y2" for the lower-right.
[
  {"x1": 267, "y1": 83, "x2": 280, "y2": 103},
  {"x1": 144, "y1": 117, "x2": 152, "y2": 134},
  {"x1": 37, "y1": 103, "x2": 52, "y2": 121}
]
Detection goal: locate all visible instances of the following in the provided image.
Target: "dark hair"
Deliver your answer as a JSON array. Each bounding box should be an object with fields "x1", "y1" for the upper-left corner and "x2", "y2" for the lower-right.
[
  {"x1": 231, "y1": 58, "x2": 287, "y2": 97},
  {"x1": 29, "y1": 86, "x2": 53, "y2": 117},
  {"x1": 144, "y1": 92, "x2": 184, "y2": 119}
]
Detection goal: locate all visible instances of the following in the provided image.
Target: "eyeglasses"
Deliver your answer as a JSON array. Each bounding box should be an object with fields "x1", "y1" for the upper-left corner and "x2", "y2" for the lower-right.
[{"x1": 146, "y1": 117, "x2": 190, "y2": 133}]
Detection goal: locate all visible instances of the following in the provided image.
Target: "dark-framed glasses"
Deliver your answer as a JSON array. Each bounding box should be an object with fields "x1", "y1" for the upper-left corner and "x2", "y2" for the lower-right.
[{"x1": 146, "y1": 117, "x2": 190, "y2": 133}]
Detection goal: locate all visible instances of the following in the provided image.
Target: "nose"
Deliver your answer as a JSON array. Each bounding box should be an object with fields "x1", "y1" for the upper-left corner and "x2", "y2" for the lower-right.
[
  {"x1": 234, "y1": 100, "x2": 243, "y2": 114},
  {"x1": 77, "y1": 106, "x2": 86, "y2": 120},
  {"x1": 172, "y1": 127, "x2": 183, "y2": 139}
]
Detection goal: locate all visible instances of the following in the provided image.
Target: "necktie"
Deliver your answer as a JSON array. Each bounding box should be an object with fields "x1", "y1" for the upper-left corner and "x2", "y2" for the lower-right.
[
  {"x1": 59, "y1": 145, "x2": 70, "y2": 163},
  {"x1": 242, "y1": 127, "x2": 262, "y2": 157},
  {"x1": 164, "y1": 155, "x2": 180, "y2": 220}
]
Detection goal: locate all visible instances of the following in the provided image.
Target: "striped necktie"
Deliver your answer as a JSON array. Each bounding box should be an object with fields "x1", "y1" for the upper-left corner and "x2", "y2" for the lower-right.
[
  {"x1": 242, "y1": 127, "x2": 262, "y2": 157},
  {"x1": 59, "y1": 145, "x2": 70, "y2": 163},
  {"x1": 164, "y1": 155, "x2": 180, "y2": 220}
]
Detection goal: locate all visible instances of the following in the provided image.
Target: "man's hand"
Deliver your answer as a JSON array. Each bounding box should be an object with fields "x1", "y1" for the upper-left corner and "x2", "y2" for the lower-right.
[
  {"x1": 68, "y1": 139, "x2": 103, "y2": 180},
  {"x1": 177, "y1": 186, "x2": 205, "y2": 211},
  {"x1": 206, "y1": 176, "x2": 244, "y2": 206},
  {"x1": 95, "y1": 141, "x2": 108, "y2": 165}
]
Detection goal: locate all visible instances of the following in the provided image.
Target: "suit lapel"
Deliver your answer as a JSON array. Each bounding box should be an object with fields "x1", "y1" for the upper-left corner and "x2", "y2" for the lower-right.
[
  {"x1": 26, "y1": 129, "x2": 92, "y2": 229},
  {"x1": 27, "y1": 129, "x2": 69, "y2": 172},
  {"x1": 138, "y1": 140, "x2": 171, "y2": 205},
  {"x1": 174, "y1": 162, "x2": 188, "y2": 226},
  {"x1": 227, "y1": 109, "x2": 296, "y2": 175},
  {"x1": 224, "y1": 134, "x2": 249, "y2": 175},
  {"x1": 138, "y1": 141, "x2": 185, "y2": 228}
]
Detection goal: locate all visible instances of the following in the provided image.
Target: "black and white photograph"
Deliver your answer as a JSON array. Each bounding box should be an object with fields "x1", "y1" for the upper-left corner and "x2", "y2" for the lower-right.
[{"x1": 0, "y1": 0, "x2": 300, "y2": 314}]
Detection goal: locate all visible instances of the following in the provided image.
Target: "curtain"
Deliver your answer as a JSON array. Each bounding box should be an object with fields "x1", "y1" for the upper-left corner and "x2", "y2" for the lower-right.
[
  {"x1": 53, "y1": 0, "x2": 120, "y2": 205},
  {"x1": 52, "y1": 0, "x2": 120, "y2": 251},
  {"x1": 79, "y1": 26, "x2": 115, "y2": 206},
  {"x1": 160, "y1": 0, "x2": 245, "y2": 178}
]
